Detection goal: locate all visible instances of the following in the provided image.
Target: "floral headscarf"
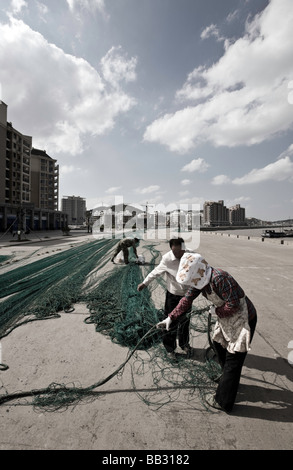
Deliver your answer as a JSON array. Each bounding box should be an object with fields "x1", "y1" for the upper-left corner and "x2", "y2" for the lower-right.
[{"x1": 176, "y1": 253, "x2": 212, "y2": 289}]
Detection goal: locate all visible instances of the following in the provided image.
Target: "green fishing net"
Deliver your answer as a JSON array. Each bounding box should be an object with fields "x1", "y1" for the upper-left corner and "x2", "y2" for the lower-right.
[{"x1": 0, "y1": 239, "x2": 220, "y2": 410}]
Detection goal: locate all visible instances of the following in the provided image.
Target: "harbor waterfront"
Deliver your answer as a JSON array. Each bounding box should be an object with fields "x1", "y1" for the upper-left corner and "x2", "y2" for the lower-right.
[
  {"x1": 0, "y1": 230, "x2": 292, "y2": 450},
  {"x1": 202, "y1": 227, "x2": 293, "y2": 245}
]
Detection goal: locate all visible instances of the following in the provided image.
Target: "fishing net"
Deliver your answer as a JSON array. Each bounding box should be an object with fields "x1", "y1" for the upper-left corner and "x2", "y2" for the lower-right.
[
  {"x1": 0, "y1": 238, "x2": 117, "y2": 339},
  {"x1": 84, "y1": 244, "x2": 165, "y2": 349},
  {"x1": 0, "y1": 255, "x2": 11, "y2": 265},
  {"x1": 0, "y1": 239, "x2": 221, "y2": 410}
]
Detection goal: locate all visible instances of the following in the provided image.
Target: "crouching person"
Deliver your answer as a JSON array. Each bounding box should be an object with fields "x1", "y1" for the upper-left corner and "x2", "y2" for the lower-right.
[{"x1": 157, "y1": 253, "x2": 257, "y2": 413}]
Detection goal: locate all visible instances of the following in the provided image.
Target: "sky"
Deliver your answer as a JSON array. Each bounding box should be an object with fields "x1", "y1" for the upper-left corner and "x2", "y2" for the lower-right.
[{"x1": 0, "y1": 0, "x2": 293, "y2": 221}]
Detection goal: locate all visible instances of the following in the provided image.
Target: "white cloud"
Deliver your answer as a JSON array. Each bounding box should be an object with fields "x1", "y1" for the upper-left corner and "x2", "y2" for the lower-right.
[
  {"x1": 60, "y1": 164, "x2": 81, "y2": 175},
  {"x1": 36, "y1": 2, "x2": 49, "y2": 22},
  {"x1": 211, "y1": 151, "x2": 293, "y2": 186},
  {"x1": 211, "y1": 174, "x2": 231, "y2": 185},
  {"x1": 66, "y1": 0, "x2": 107, "y2": 15},
  {"x1": 0, "y1": 17, "x2": 136, "y2": 155},
  {"x1": 181, "y1": 158, "x2": 210, "y2": 173},
  {"x1": 175, "y1": 196, "x2": 205, "y2": 207},
  {"x1": 200, "y1": 24, "x2": 225, "y2": 42},
  {"x1": 11, "y1": 0, "x2": 27, "y2": 14},
  {"x1": 144, "y1": 0, "x2": 293, "y2": 153},
  {"x1": 134, "y1": 185, "x2": 160, "y2": 195},
  {"x1": 226, "y1": 196, "x2": 251, "y2": 206},
  {"x1": 181, "y1": 179, "x2": 191, "y2": 186},
  {"x1": 87, "y1": 196, "x2": 117, "y2": 209},
  {"x1": 232, "y1": 156, "x2": 293, "y2": 185},
  {"x1": 105, "y1": 186, "x2": 122, "y2": 194},
  {"x1": 100, "y1": 46, "x2": 137, "y2": 89},
  {"x1": 226, "y1": 9, "x2": 240, "y2": 24}
]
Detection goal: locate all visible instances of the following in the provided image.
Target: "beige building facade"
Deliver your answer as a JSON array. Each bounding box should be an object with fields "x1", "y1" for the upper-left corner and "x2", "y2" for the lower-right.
[
  {"x1": 61, "y1": 195, "x2": 86, "y2": 226},
  {"x1": 203, "y1": 200, "x2": 246, "y2": 227},
  {"x1": 0, "y1": 101, "x2": 67, "y2": 232}
]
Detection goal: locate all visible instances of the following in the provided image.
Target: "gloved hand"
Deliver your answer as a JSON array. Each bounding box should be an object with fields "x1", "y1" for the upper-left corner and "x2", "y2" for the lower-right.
[
  {"x1": 209, "y1": 306, "x2": 216, "y2": 315},
  {"x1": 137, "y1": 283, "x2": 146, "y2": 291},
  {"x1": 156, "y1": 317, "x2": 172, "y2": 331}
]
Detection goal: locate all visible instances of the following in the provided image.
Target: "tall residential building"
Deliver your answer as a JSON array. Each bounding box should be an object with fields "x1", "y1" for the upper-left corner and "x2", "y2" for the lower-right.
[
  {"x1": 203, "y1": 200, "x2": 229, "y2": 226},
  {"x1": 30, "y1": 148, "x2": 59, "y2": 211},
  {"x1": 61, "y1": 196, "x2": 86, "y2": 226},
  {"x1": 0, "y1": 101, "x2": 67, "y2": 231},
  {"x1": 229, "y1": 204, "x2": 246, "y2": 225},
  {"x1": 0, "y1": 101, "x2": 32, "y2": 206}
]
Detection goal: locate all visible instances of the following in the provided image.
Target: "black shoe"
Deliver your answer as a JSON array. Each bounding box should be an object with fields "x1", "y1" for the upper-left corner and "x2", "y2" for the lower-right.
[
  {"x1": 182, "y1": 345, "x2": 193, "y2": 358},
  {"x1": 167, "y1": 351, "x2": 177, "y2": 361},
  {"x1": 212, "y1": 373, "x2": 223, "y2": 383},
  {"x1": 205, "y1": 393, "x2": 228, "y2": 412}
]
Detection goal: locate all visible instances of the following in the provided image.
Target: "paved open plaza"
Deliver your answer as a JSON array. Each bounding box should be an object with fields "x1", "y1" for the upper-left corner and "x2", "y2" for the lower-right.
[{"x1": 0, "y1": 230, "x2": 292, "y2": 450}]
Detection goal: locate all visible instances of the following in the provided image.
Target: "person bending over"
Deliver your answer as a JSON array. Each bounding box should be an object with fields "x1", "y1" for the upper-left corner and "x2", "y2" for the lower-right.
[{"x1": 157, "y1": 252, "x2": 257, "y2": 412}]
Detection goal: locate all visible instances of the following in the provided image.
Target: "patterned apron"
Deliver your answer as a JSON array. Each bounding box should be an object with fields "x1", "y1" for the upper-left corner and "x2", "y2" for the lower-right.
[{"x1": 206, "y1": 288, "x2": 251, "y2": 354}]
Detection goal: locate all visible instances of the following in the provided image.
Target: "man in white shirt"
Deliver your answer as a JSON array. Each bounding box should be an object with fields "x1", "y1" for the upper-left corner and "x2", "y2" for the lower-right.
[{"x1": 137, "y1": 238, "x2": 194, "y2": 357}]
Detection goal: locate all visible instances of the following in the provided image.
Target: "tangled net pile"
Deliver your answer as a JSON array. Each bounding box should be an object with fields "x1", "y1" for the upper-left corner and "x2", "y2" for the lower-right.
[
  {"x1": 0, "y1": 239, "x2": 117, "y2": 339},
  {"x1": 0, "y1": 238, "x2": 220, "y2": 410}
]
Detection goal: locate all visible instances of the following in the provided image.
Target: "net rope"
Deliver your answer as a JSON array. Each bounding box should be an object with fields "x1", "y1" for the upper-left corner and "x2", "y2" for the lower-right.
[{"x1": 0, "y1": 239, "x2": 220, "y2": 410}]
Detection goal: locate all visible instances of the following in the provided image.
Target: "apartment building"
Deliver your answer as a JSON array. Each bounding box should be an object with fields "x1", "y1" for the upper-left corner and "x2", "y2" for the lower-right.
[
  {"x1": 203, "y1": 200, "x2": 229, "y2": 226},
  {"x1": 30, "y1": 148, "x2": 59, "y2": 211},
  {"x1": 61, "y1": 195, "x2": 86, "y2": 226},
  {"x1": 203, "y1": 200, "x2": 246, "y2": 227},
  {"x1": 229, "y1": 204, "x2": 246, "y2": 225},
  {"x1": 0, "y1": 101, "x2": 32, "y2": 206},
  {"x1": 0, "y1": 101, "x2": 67, "y2": 231}
]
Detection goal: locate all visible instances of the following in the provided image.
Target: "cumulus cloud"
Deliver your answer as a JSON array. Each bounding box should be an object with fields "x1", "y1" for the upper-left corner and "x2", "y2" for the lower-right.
[
  {"x1": 211, "y1": 174, "x2": 231, "y2": 185},
  {"x1": 0, "y1": 17, "x2": 136, "y2": 155},
  {"x1": 60, "y1": 164, "x2": 83, "y2": 175},
  {"x1": 105, "y1": 186, "x2": 122, "y2": 194},
  {"x1": 134, "y1": 185, "x2": 161, "y2": 195},
  {"x1": 232, "y1": 156, "x2": 293, "y2": 185},
  {"x1": 212, "y1": 150, "x2": 293, "y2": 186},
  {"x1": 66, "y1": 0, "x2": 107, "y2": 16},
  {"x1": 11, "y1": 0, "x2": 27, "y2": 14},
  {"x1": 100, "y1": 46, "x2": 137, "y2": 89},
  {"x1": 36, "y1": 2, "x2": 49, "y2": 22},
  {"x1": 181, "y1": 179, "x2": 191, "y2": 186},
  {"x1": 226, "y1": 196, "x2": 251, "y2": 206},
  {"x1": 200, "y1": 24, "x2": 225, "y2": 42},
  {"x1": 144, "y1": 0, "x2": 293, "y2": 153},
  {"x1": 181, "y1": 158, "x2": 210, "y2": 173}
]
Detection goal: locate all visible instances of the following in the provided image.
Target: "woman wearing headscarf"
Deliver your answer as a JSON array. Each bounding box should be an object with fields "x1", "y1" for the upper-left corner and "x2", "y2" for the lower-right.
[{"x1": 157, "y1": 253, "x2": 257, "y2": 413}]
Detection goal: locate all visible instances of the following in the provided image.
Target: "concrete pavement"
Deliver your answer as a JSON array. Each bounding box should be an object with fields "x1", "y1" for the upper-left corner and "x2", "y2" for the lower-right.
[{"x1": 0, "y1": 231, "x2": 292, "y2": 450}]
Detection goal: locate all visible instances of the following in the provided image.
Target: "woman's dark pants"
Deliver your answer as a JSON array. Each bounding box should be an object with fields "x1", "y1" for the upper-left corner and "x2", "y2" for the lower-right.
[
  {"x1": 213, "y1": 315, "x2": 257, "y2": 412},
  {"x1": 162, "y1": 291, "x2": 191, "y2": 353}
]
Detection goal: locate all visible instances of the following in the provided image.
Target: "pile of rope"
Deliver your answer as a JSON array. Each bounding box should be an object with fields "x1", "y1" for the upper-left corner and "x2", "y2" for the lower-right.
[{"x1": 0, "y1": 239, "x2": 220, "y2": 410}]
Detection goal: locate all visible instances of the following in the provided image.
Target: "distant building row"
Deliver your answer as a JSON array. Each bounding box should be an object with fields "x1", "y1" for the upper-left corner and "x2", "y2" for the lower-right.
[
  {"x1": 203, "y1": 200, "x2": 246, "y2": 226},
  {"x1": 90, "y1": 200, "x2": 246, "y2": 231},
  {"x1": 0, "y1": 101, "x2": 246, "y2": 232}
]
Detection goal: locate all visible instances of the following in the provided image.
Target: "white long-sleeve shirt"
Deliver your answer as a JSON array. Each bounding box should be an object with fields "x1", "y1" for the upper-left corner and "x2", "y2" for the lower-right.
[{"x1": 143, "y1": 249, "x2": 194, "y2": 296}]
